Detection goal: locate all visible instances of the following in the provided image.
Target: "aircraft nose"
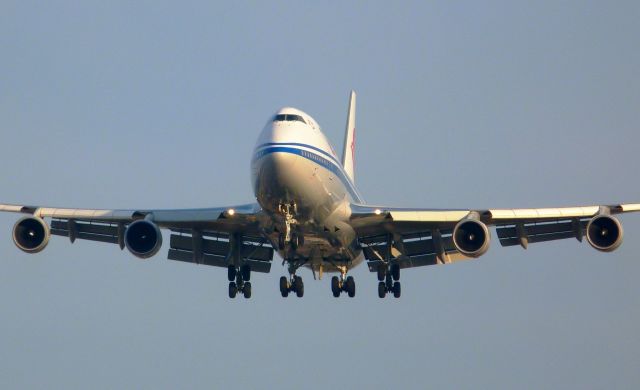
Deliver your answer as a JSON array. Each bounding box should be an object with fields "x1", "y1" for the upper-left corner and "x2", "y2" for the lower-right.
[{"x1": 269, "y1": 149, "x2": 297, "y2": 173}]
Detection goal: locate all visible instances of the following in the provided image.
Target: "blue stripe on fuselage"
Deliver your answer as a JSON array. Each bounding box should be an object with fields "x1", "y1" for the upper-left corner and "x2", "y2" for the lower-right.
[
  {"x1": 255, "y1": 142, "x2": 342, "y2": 166},
  {"x1": 253, "y1": 145, "x2": 363, "y2": 203}
]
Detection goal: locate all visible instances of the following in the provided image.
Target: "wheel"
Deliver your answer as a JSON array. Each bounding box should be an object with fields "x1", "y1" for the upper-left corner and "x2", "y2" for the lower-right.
[
  {"x1": 393, "y1": 281, "x2": 401, "y2": 298},
  {"x1": 377, "y1": 265, "x2": 386, "y2": 281},
  {"x1": 331, "y1": 276, "x2": 340, "y2": 297},
  {"x1": 391, "y1": 263, "x2": 400, "y2": 281},
  {"x1": 228, "y1": 282, "x2": 238, "y2": 298},
  {"x1": 227, "y1": 265, "x2": 236, "y2": 282},
  {"x1": 243, "y1": 282, "x2": 252, "y2": 299},
  {"x1": 290, "y1": 234, "x2": 304, "y2": 249},
  {"x1": 278, "y1": 234, "x2": 285, "y2": 250},
  {"x1": 294, "y1": 276, "x2": 304, "y2": 298},
  {"x1": 378, "y1": 281, "x2": 386, "y2": 298},
  {"x1": 346, "y1": 276, "x2": 356, "y2": 298},
  {"x1": 241, "y1": 265, "x2": 251, "y2": 281},
  {"x1": 279, "y1": 276, "x2": 289, "y2": 297}
]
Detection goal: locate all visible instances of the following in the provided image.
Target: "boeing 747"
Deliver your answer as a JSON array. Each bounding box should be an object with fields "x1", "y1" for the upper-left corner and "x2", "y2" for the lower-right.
[{"x1": 2, "y1": 91, "x2": 638, "y2": 298}]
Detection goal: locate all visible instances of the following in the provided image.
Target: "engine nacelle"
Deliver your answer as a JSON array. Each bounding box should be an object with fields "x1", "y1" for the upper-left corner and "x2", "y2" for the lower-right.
[
  {"x1": 124, "y1": 220, "x2": 162, "y2": 259},
  {"x1": 12, "y1": 216, "x2": 50, "y2": 253},
  {"x1": 586, "y1": 215, "x2": 623, "y2": 252},
  {"x1": 452, "y1": 219, "x2": 491, "y2": 258}
]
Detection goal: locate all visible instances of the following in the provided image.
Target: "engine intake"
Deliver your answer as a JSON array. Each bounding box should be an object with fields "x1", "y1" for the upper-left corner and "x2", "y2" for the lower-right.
[
  {"x1": 13, "y1": 216, "x2": 50, "y2": 253},
  {"x1": 452, "y1": 219, "x2": 490, "y2": 258},
  {"x1": 124, "y1": 220, "x2": 162, "y2": 259},
  {"x1": 586, "y1": 215, "x2": 623, "y2": 252}
]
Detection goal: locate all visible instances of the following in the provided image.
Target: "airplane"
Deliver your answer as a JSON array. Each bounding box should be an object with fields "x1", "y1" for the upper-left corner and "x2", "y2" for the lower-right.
[{"x1": 1, "y1": 91, "x2": 639, "y2": 299}]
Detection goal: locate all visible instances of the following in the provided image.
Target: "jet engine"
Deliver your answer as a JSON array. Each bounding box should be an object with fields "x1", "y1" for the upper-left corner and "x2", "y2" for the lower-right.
[
  {"x1": 586, "y1": 215, "x2": 623, "y2": 252},
  {"x1": 13, "y1": 216, "x2": 50, "y2": 253},
  {"x1": 124, "y1": 220, "x2": 163, "y2": 259},
  {"x1": 452, "y1": 219, "x2": 491, "y2": 258}
]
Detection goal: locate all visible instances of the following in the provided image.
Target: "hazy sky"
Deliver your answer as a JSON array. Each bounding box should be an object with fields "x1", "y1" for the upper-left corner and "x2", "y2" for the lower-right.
[{"x1": 1, "y1": 1, "x2": 639, "y2": 389}]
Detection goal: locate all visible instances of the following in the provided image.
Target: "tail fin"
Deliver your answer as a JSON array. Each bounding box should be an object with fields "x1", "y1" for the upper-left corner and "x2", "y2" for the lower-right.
[{"x1": 341, "y1": 90, "x2": 356, "y2": 182}]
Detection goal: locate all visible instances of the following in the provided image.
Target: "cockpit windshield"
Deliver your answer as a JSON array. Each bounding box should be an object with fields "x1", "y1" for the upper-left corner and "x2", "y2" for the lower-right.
[{"x1": 273, "y1": 114, "x2": 306, "y2": 124}]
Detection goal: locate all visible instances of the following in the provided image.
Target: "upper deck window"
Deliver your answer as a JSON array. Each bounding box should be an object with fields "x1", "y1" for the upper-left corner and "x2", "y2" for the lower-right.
[{"x1": 273, "y1": 114, "x2": 306, "y2": 124}]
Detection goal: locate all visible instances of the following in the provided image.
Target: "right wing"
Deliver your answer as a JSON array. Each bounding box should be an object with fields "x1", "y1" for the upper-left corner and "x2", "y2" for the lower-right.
[{"x1": 349, "y1": 202, "x2": 640, "y2": 273}]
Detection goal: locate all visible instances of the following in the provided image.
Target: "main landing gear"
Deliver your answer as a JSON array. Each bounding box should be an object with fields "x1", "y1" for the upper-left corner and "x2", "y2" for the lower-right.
[
  {"x1": 377, "y1": 263, "x2": 401, "y2": 298},
  {"x1": 280, "y1": 274, "x2": 304, "y2": 298},
  {"x1": 228, "y1": 265, "x2": 252, "y2": 299},
  {"x1": 331, "y1": 268, "x2": 356, "y2": 298}
]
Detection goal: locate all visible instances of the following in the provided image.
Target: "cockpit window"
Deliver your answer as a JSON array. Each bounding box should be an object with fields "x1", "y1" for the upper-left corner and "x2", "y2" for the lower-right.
[{"x1": 273, "y1": 114, "x2": 306, "y2": 124}]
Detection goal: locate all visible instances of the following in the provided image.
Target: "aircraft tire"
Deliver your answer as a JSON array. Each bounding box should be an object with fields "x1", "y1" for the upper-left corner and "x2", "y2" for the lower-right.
[
  {"x1": 346, "y1": 276, "x2": 356, "y2": 298},
  {"x1": 241, "y1": 265, "x2": 251, "y2": 281},
  {"x1": 243, "y1": 282, "x2": 252, "y2": 299},
  {"x1": 391, "y1": 264, "x2": 400, "y2": 281},
  {"x1": 378, "y1": 282, "x2": 386, "y2": 298},
  {"x1": 331, "y1": 276, "x2": 340, "y2": 297},
  {"x1": 393, "y1": 281, "x2": 401, "y2": 298},
  {"x1": 229, "y1": 282, "x2": 238, "y2": 298},
  {"x1": 377, "y1": 265, "x2": 385, "y2": 281},
  {"x1": 294, "y1": 277, "x2": 304, "y2": 298},
  {"x1": 279, "y1": 276, "x2": 289, "y2": 297},
  {"x1": 228, "y1": 265, "x2": 236, "y2": 282}
]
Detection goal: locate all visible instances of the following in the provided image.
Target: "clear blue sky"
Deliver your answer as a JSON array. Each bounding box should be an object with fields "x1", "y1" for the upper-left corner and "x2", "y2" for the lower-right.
[{"x1": 1, "y1": 1, "x2": 639, "y2": 389}]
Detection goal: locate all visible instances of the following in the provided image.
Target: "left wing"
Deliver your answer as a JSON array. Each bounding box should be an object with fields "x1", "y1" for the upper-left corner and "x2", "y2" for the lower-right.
[
  {"x1": 349, "y1": 202, "x2": 640, "y2": 273},
  {"x1": 0, "y1": 202, "x2": 275, "y2": 273}
]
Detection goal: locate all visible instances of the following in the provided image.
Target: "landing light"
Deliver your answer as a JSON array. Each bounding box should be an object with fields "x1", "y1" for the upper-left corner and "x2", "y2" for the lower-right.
[
  {"x1": 228, "y1": 209, "x2": 235, "y2": 216},
  {"x1": 374, "y1": 209, "x2": 382, "y2": 215}
]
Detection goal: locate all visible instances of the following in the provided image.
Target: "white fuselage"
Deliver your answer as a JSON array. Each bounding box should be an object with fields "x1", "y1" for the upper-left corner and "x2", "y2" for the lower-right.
[{"x1": 250, "y1": 107, "x2": 363, "y2": 272}]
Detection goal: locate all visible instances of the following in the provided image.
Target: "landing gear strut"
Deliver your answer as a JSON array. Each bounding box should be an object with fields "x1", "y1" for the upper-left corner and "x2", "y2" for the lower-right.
[
  {"x1": 377, "y1": 263, "x2": 401, "y2": 298},
  {"x1": 330, "y1": 268, "x2": 356, "y2": 298},
  {"x1": 228, "y1": 265, "x2": 252, "y2": 299}
]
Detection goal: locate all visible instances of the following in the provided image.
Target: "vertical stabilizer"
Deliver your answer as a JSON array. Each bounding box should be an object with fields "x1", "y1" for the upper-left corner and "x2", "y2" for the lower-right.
[{"x1": 341, "y1": 90, "x2": 356, "y2": 182}]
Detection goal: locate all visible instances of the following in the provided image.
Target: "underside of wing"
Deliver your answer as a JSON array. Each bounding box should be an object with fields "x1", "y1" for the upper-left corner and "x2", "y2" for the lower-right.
[
  {"x1": 360, "y1": 229, "x2": 471, "y2": 273},
  {"x1": 350, "y1": 202, "x2": 640, "y2": 273},
  {"x1": 167, "y1": 228, "x2": 274, "y2": 274},
  {"x1": 1, "y1": 202, "x2": 275, "y2": 272}
]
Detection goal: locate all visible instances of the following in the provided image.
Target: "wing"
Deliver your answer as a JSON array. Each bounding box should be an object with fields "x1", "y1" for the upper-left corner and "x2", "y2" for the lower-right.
[
  {"x1": 0, "y1": 202, "x2": 275, "y2": 273},
  {"x1": 349, "y1": 202, "x2": 640, "y2": 273}
]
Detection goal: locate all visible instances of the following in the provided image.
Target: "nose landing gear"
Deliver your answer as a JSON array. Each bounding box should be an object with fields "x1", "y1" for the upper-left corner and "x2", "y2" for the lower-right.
[
  {"x1": 279, "y1": 232, "x2": 304, "y2": 251},
  {"x1": 277, "y1": 202, "x2": 303, "y2": 251}
]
